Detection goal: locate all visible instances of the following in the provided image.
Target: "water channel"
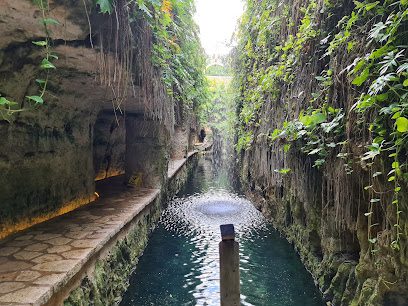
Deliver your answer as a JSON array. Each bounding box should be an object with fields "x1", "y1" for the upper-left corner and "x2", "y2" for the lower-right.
[{"x1": 120, "y1": 156, "x2": 324, "y2": 306}]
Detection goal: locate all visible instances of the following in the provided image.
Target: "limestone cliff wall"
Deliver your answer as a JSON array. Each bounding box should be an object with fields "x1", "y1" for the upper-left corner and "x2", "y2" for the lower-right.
[
  {"x1": 62, "y1": 153, "x2": 198, "y2": 306},
  {"x1": 0, "y1": 1, "x2": 194, "y2": 239},
  {"x1": 236, "y1": 0, "x2": 408, "y2": 305}
]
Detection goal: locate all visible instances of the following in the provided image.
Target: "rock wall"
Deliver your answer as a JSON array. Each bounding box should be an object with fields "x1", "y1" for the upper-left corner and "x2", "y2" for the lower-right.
[
  {"x1": 0, "y1": 1, "x2": 116, "y2": 238},
  {"x1": 93, "y1": 111, "x2": 126, "y2": 181},
  {"x1": 62, "y1": 194, "x2": 162, "y2": 306},
  {"x1": 62, "y1": 153, "x2": 197, "y2": 306},
  {"x1": 171, "y1": 98, "x2": 199, "y2": 159},
  {"x1": 166, "y1": 153, "x2": 198, "y2": 199},
  {"x1": 125, "y1": 115, "x2": 170, "y2": 188},
  {"x1": 235, "y1": 0, "x2": 408, "y2": 305},
  {"x1": 0, "y1": 0, "x2": 195, "y2": 239}
]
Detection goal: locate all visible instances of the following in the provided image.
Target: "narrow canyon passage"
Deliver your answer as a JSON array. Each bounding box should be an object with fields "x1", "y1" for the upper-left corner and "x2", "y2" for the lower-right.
[
  {"x1": 1, "y1": 0, "x2": 407, "y2": 305},
  {"x1": 120, "y1": 157, "x2": 324, "y2": 306}
]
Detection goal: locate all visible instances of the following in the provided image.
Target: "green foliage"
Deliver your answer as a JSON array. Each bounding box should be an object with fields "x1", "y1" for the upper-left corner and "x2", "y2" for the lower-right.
[
  {"x1": 95, "y1": 0, "x2": 113, "y2": 14},
  {"x1": 26, "y1": 96, "x2": 44, "y2": 104},
  {"x1": 200, "y1": 76, "x2": 236, "y2": 141},
  {"x1": 234, "y1": 0, "x2": 322, "y2": 152},
  {"x1": 342, "y1": 0, "x2": 408, "y2": 251},
  {"x1": 138, "y1": 0, "x2": 208, "y2": 110},
  {"x1": 274, "y1": 168, "x2": 291, "y2": 174},
  {"x1": 0, "y1": 0, "x2": 57, "y2": 122},
  {"x1": 93, "y1": 0, "x2": 209, "y2": 119},
  {"x1": 396, "y1": 117, "x2": 408, "y2": 132},
  {"x1": 270, "y1": 106, "x2": 345, "y2": 168},
  {"x1": 29, "y1": 1, "x2": 58, "y2": 105},
  {"x1": 236, "y1": 130, "x2": 254, "y2": 152},
  {"x1": 206, "y1": 64, "x2": 230, "y2": 76},
  {"x1": 235, "y1": 0, "x2": 408, "y2": 251}
]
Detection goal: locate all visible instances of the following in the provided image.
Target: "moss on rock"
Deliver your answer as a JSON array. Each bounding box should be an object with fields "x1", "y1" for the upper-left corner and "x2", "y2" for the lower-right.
[
  {"x1": 64, "y1": 201, "x2": 160, "y2": 306},
  {"x1": 63, "y1": 154, "x2": 196, "y2": 305}
]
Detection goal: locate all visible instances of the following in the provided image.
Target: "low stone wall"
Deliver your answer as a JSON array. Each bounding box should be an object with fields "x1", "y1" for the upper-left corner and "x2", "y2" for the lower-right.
[
  {"x1": 166, "y1": 152, "x2": 198, "y2": 199},
  {"x1": 62, "y1": 153, "x2": 197, "y2": 306},
  {"x1": 62, "y1": 195, "x2": 162, "y2": 306}
]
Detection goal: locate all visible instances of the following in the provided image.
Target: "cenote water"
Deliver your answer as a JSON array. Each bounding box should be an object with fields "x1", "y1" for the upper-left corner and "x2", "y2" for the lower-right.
[{"x1": 120, "y1": 157, "x2": 324, "y2": 306}]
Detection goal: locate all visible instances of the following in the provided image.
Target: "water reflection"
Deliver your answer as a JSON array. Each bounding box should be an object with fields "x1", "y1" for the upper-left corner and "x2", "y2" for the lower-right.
[
  {"x1": 160, "y1": 190, "x2": 267, "y2": 306},
  {"x1": 120, "y1": 158, "x2": 324, "y2": 306}
]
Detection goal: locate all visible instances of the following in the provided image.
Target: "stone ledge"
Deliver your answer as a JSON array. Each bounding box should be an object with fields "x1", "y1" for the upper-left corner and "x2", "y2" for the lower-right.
[
  {"x1": 0, "y1": 151, "x2": 197, "y2": 306},
  {"x1": 0, "y1": 188, "x2": 159, "y2": 306},
  {"x1": 168, "y1": 151, "x2": 198, "y2": 178},
  {"x1": 0, "y1": 152, "x2": 196, "y2": 305}
]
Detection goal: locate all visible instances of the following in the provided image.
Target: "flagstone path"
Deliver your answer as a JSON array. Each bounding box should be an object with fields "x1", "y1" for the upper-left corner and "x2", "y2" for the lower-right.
[{"x1": 0, "y1": 153, "x2": 195, "y2": 306}]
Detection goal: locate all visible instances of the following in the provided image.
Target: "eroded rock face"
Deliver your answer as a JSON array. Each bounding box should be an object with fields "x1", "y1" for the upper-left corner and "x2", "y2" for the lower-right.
[
  {"x1": 93, "y1": 111, "x2": 126, "y2": 181},
  {"x1": 0, "y1": 0, "x2": 90, "y2": 49},
  {"x1": 237, "y1": 1, "x2": 408, "y2": 305},
  {"x1": 0, "y1": 42, "x2": 100, "y2": 237},
  {"x1": 0, "y1": 1, "x2": 177, "y2": 238},
  {"x1": 125, "y1": 115, "x2": 170, "y2": 188},
  {"x1": 171, "y1": 123, "x2": 197, "y2": 159}
]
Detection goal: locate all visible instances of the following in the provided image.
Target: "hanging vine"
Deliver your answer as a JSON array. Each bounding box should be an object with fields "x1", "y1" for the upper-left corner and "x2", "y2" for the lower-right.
[
  {"x1": 95, "y1": 0, "x2": 208, "y2": 120},
  {"x1": 235, "y1": 0, "x2": 408, "y2": 251},
  {"x1": 0, "y1": 0, "x2": 58, "y2": 122}
]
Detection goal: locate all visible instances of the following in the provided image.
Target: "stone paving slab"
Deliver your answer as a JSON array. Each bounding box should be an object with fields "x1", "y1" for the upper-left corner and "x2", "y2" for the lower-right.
[
  {"x1": 168, "y1": 151, "x2": 197, "y2": 178},
  {"x1": 0, "y1": 154, "x2": 195, "y2": 305},
  {"x1": 0, "y1": 185, "x2": 160, "y2": 305}
]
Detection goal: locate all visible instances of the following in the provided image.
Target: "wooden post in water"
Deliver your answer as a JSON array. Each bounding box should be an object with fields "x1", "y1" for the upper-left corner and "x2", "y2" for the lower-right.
[{"x1": 219, "y1": 224, "x2": 240, "y2": 306}]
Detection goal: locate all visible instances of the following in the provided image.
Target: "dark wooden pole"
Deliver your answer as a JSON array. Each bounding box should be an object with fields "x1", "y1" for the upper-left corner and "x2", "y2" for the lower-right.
[{"x1": 219, "y1": 224, "x2": 240, "y2": 306}]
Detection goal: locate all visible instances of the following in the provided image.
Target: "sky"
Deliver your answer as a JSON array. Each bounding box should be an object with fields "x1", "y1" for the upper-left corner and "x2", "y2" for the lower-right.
[{"x1": 194, "y1": 0, "x2": 244, "y2": 57}]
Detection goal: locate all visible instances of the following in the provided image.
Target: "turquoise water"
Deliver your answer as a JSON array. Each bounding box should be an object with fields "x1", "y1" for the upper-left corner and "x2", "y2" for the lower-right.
[{"x1": 120, "y1": 158, "x2": 324, "y2": 306}]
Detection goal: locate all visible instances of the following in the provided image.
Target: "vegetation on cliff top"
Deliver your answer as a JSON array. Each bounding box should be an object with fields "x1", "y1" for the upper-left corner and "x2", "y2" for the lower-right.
[
  {"x1": 92, "y1": 0, "x2": 209, "y2": 119},
  {"x1": 1, "y1": 0, "x2": 208, "y2": 125},
  {"x1": 234, "y1": 0, "x2": 408, "y2": 303},
  {"x1": 235, "y1": 0, "x2": 407, "y2": 250}
]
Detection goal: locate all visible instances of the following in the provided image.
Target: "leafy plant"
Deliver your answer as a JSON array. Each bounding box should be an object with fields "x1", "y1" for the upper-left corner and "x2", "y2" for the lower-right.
[
  {"x1": 343, "y1": 0, "x2": 408, "y2": 251},
  {"x1": 270, "y1": 106, "x2": 345, "y2": 168},
  {"x1": 142, "y1": 0, "x2": 208, "y2": 109},
  {"x1": 95, "y1": 0, "x2": 114, "y2": 14},
  {"x1": 92, "y1": 0, "x2": 208, "y2": 124},
  {"x1": 0, "y1": 0, "x2": 58, "y2": 122},
  {"x1": 234, "y1": 0, "x2": 408, "y2": 253}
]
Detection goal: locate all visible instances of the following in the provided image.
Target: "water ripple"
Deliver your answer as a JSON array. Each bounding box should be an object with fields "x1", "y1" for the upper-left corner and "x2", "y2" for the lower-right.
[
  {"x1": 158, "y1": 189, "x2": 269, "y2": 306},
  {"x1": 162, "y1": 189, "x2": 267, "y2": 237},
  {"x1": 121, "y1": 178, "x2": 323, "y2": 306}
]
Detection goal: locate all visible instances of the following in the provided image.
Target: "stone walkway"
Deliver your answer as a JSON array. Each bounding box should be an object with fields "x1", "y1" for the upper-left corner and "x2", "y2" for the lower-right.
[
  {"x1": 0, "y1": 154, "x2": 195, "y2": 305},
  {"x1": 168, "y1": 151, "x2": 197, "y2": 178}
]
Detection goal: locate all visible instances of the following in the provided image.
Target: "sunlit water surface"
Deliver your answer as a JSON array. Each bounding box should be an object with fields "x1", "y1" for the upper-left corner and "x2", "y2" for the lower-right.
[{"x1": 120, "y1": 157, "x2": 324, "y2": 306}]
